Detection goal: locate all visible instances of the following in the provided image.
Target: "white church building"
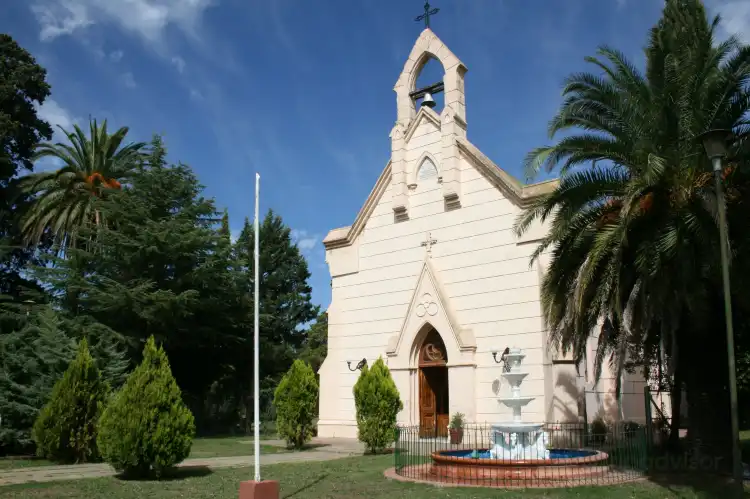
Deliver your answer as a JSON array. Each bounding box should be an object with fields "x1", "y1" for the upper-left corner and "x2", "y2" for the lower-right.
[{"x1": 317, "y1": 29, "x2": 648, "y2": 439}]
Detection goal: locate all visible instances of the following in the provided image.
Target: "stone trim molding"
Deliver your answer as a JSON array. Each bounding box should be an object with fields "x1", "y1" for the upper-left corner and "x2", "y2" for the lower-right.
[{"x1": 385, "y1": 255, "x2": 476, "y2": 358}]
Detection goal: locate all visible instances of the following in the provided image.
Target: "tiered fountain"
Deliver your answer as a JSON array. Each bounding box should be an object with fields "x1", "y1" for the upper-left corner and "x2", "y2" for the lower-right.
[
  {"x1": 429, "y1": 347, "x2": 609, "y2": 485},
  {"x1": 490, "y1": 348, "x2": 549, "y2": 460}
]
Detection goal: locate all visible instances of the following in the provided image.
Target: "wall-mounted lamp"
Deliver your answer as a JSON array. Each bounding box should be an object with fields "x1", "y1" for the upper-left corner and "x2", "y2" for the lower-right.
[
  {"x1": 491, "y1": 347, "x2": 510, "y2": 364},
  {"x1": 347, "y1": 358, "x2": 367, "y2": 372}
]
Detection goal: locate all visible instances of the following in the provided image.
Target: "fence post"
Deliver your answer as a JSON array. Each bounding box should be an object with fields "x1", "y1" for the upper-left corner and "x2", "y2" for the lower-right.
[
  {"x1": 644, "y1": 385, "x2": 653, "y2": 471},
  {"x1": 582, "y1": 390, "x2": 589, "y2": 447}
]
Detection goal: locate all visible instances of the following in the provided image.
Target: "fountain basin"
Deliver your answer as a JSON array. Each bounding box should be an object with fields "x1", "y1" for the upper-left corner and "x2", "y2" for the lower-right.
[
  {"x1": 501, "y1": 372, "x2": 529, "y2": 386},
  {"x1": 498, "y1": 397, "x2": 535, "y2": 409},
  {"x1": 491, "y1": 422, "x2": 544, "y2": 433},
  {"x1": 430, "y1": 448, "x2": 610, "y2": 482}
]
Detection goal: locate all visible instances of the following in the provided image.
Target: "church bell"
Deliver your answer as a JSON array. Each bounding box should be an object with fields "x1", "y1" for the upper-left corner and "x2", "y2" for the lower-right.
[{"x1": 421, "y1": 93, "x2": 436, "y2": 108}]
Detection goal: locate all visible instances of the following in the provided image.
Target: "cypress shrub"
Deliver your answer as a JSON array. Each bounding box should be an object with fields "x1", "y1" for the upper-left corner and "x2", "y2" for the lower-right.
[
  {"x1": 273, "y1": 360, "x2": 318, "y2": 449},
  {"x1": 97, "y1": 336, "x2": 195, "y2": 478},
  {"x1": 353, "y1": 358, "x2": 403, "y2": 454},
  {"x1": 32, "y1": 338, "x2": 107, "y2": 463}
]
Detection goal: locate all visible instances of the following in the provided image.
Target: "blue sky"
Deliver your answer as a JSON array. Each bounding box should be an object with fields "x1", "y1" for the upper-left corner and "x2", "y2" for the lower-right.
[{"x1": 3, "y1": 0, "x2": 749, "y2": 309}]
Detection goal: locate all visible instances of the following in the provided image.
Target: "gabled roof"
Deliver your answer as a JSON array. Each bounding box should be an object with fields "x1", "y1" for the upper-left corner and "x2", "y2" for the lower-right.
[{"x1": 322, "y1": 136, "x2": 559, "y2": 250}]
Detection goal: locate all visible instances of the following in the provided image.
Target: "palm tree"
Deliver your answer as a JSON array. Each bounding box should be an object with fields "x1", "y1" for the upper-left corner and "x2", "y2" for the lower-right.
[
  {"x1": 18, "y1": 118, "x2": 146, "y2": 248},
  {"x1": 515, "y1": 0, "x2": 750, "y2": 464}
]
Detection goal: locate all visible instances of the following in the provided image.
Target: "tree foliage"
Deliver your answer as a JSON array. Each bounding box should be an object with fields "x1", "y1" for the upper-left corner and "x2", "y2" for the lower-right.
[
  {"x1": 273, "y1": 360, "x2": 318, "y2": 449},
  {"x1": 353, "y1": 358, "x2": 403, "y2": 454},
  {"x1": 98, "y1": 336, "x2": 195, "y2": 478},
  {"x1": 231, "y1": 212, "x2": 319, "y2": 430},
  {"x1": 0, "y1": 307, "x2": 75, "y2": 454},
  {"x1": 32, "y1": 338, "x2": 107, "y2": 463},
  {"x1": 18, "y1": 119, "x2": 147, "y2": 247},
  {"x1": 0, "y1": 36, "x2": 321, "y2": 453},
  {"x1": 300, "y1": 312, "x2": 327, "y2": 374},
  {"x1": 515, "y1": 0, "x2": 750, "y2": 462},
  {"x1": 0, "y1": 33, "x2": 52, "y2": 310}
]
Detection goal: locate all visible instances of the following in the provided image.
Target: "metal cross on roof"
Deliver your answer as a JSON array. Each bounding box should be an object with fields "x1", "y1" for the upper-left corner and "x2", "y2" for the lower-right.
[{"x1": 415, "y1": 1, "x2": 439, "y2": 29}]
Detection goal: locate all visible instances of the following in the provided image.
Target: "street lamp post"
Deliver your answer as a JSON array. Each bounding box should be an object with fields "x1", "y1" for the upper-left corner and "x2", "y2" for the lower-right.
[{"x1": 697, "y1": 129, "x2": 743, "y2": 493}]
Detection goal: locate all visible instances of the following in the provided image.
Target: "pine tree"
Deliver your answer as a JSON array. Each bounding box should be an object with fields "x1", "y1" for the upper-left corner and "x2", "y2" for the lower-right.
[
  {"x1": 232, "y1": 211, "x2": 319, "y2": 430},
  {"x1": 300, "y1": 312, "x2": 328, "y2": 373},
  {"x1": 98, "y1": 336, "x2": 195, "y2": 478},
  {"x1": 32, "y1": 338, "x2": 107, "y2": 463},
  {"x1": 0, "y1": 307, "x2": 75, "y2": 453},
  {"x1": 219, "y1": 208, "x2": 231, "y2": 244}
]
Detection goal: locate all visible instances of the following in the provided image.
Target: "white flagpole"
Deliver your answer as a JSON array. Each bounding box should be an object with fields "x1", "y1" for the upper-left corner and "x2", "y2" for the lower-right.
[{"x1": 253, "y1": 172, "x2": 261, "y2": 482}]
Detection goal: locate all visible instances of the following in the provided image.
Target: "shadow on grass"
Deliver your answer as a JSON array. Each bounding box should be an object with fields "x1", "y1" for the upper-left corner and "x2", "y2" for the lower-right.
[
  {"x1": 282, "y1": 473, "x2": 329, "y2": 499},
  {"x1": 284, "y1": 443, "x2": 329, "y2": 452},
  {"x1": 642, "y1": 446, "x2": 749, "y2": 497},
  {"x1": 116, "y1": 465, "x2": 213, "y2": 481},
  {"x1": 646, "y1": 472, "x2": 749, "y2": 497}
]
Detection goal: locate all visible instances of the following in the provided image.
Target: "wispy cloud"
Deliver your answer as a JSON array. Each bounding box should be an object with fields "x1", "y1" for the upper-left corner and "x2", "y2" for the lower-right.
[
  {"x1": 33, "y1": 99, "x2": 78, "y2": 171},
  {"x1": 36, "y1": 99, "x2": 75, "y2": 132},
  {"x1": 290, "y1": 229, "x2": 320, "y2": 253},
  {"x1": 171, "y1": 56, "x2": 186, "y2": 73},
  {"x1": 121, "y1": 72, "x2": 137, "y2": 88},
  {"x1": 109, "y1": 49, "x2": 124, "y2": 62},
  {"x1": 30, "y1": 0, "x2": 215, "y2": 43},
  {"x1": 32, "y1": 0, "x2": 92, "y2": 40},
  {"x1": 711, "y1": 0, "x2": 750, "y2": 43}
]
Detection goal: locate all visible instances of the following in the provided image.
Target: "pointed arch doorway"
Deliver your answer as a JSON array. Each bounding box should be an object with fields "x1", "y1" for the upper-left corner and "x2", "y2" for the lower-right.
[{"x1": 418, "y1": 328, "x2": 449, "y2": 438}]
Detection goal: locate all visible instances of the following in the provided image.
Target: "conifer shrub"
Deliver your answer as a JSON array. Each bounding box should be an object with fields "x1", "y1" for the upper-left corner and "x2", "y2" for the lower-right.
[
  {"x1": 353, "y1": 358, "x2": 403, "y2": 454},
  {"x1": 273, "y1": 360, "x2": 319, "y2": 449},
  {"x1": 32, "y1": 338, "x2": 107, "y2": 463},
  {"x1": 97, "y1": 336, "x2": 195, "y2": 478}
]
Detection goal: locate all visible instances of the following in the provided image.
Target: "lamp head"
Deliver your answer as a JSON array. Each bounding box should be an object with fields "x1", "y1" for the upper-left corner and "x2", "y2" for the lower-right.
[{"x1": 697, "y1": 128, "x2": 732, "y2": 160}]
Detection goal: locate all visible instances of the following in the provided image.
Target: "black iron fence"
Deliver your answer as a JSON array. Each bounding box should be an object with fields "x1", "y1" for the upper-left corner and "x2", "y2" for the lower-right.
[{"x1": 394, "y1": 422, "x2": 648, "y2": 488}]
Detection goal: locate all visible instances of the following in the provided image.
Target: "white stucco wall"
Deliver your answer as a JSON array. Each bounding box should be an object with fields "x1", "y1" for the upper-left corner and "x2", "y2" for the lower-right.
[
  {"x1": 317, "y1": 28, "x2": 644, "y2": 439},
  {"x1": 318, "y1": 113, "x2": 554, "y2": 437}
]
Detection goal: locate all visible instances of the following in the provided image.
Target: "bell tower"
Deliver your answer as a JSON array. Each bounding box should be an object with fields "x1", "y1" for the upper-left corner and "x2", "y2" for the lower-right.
[{"x1": 390, "y1": 22, "x2": 468, "y2": 219}]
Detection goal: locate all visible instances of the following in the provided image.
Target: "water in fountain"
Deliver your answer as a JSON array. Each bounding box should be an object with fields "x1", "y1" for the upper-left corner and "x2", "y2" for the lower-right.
[{"x1": 489, "y1": 348, "x2": 550, "y2": 460}]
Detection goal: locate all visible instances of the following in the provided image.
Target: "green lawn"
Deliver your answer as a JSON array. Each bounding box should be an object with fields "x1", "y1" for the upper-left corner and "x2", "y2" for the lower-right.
[
  {"x1": 0, "y1": 436, "x2": 284, "y2": 470},
  {"x1": 187, "y1": 437, "x2": 285, "y2": 459},
  {"x1": 0, "y1": 454, "x2": 745, "y2": 499}
]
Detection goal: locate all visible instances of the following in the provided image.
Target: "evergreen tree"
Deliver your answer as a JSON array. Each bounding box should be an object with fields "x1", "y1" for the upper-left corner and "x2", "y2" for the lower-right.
[
  {"x1": 0, "y1": 307, "x2": 75, "y2": 454},
  {"x1": 38, "y1": 136, "x2": 246, "y2": 429},
  {"x1": 219, "y1": 208, "x2": 231, "y2": 244},
  {"x1": 233, "y1": 211, "x2": 319, "y2": 429},
  {"x1": 300, "y1": 311, "x2": 327, "y2": 373},
  {"x1": 273, "y1": 360, "x2": 318, "y2": 448},
  {"x1": 353, "y1": 358, "x2": 402, "y2": 454},
  {"x1": 98, "y1": 336, "x2": 195, "y2": 478},
  {"x1": 32, "y1": 338, "x2": 107, "y2": 463}
]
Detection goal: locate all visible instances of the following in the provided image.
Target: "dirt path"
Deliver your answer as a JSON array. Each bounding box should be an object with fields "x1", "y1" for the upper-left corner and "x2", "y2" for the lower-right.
[{"x1": 0, "y1": 438, "x2": 365, "y2": 486}]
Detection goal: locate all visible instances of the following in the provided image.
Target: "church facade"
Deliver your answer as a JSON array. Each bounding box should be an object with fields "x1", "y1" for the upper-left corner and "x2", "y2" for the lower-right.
[{"x1": 317, "y1": 29, "x2": 647, "y2": 439}]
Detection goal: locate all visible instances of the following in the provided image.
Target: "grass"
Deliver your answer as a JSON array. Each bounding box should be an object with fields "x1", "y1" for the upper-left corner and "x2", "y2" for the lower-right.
[
  {"x1": 0, "y1": 436, "x2": 285, "y2": 470},
  {"x1": 187, "y1": 437, "x2": 286, "y2": 459},
  {"x1": 0, "y1": 458, "x2": 54, "y2": 471},
  {"x1": 0, "y1": 454, "x2": 746, "y2": 498}
]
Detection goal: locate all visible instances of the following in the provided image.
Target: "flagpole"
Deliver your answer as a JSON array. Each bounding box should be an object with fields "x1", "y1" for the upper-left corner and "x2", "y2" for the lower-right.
[{"x1": 253, "y1": 172, "x2": 261, "y2": 482}]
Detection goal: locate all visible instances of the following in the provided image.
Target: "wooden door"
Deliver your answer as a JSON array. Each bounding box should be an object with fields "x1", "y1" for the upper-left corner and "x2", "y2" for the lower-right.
[
  {"x1": 419, "y1": 368, "x2": 436, "y2": 437},
  {"x1": 419, "y1": 367, "x2": 449, "y2": 438}
]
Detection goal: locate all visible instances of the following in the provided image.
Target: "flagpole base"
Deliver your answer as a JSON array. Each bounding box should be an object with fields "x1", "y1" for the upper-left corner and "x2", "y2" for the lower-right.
[{"x1": 238, "y1": 480, "x2": 279, "y2": 499}]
